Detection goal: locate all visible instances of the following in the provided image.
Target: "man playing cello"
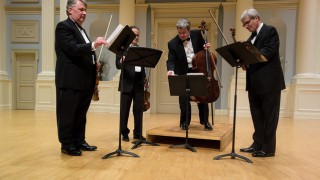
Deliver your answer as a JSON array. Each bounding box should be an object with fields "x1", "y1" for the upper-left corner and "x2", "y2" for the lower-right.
[{"x1": 166, "y1": 18, "x2": 213, "y2": 131}]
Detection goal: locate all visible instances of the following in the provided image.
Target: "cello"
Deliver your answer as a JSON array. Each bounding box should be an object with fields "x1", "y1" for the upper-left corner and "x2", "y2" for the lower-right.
[{"x1": 191, "y1": 20, "x2": 222, "y2": 103}]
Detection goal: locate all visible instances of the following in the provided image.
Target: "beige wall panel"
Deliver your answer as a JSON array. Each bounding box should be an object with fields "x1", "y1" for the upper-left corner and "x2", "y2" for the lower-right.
[
  {"x1": 89, "y1": 81, "x2": 120, "y2": 113},
  {"x1": 297, "y1": 89, "x2": 320, "y2": 111},
  {"x1": 0, "y1": 80, "x2": 12, "y2": 109},
  {"x1": 35, "y1": 81, "x2": 55, "y2": 111}
]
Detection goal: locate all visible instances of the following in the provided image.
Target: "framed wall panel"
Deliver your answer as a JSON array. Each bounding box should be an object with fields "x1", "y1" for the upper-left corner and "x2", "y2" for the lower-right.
[{"x1": 11, "y1": 20, "x2": 39, "y2": 43}]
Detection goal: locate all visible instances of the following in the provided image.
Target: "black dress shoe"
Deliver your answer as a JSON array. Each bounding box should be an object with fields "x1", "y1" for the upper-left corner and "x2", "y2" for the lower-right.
[
  {"x1": 133, "y1": 135, "x2": 146, "y2": 140},
  {"x1": 240, "y1": 147, "x2": 255, "y2": 153},
  {"x1": 122, "y1": 134, "x2": 129, "y2": 142},
  {"x1": 252, "y1": 151, "x2": 275, "y2": 157},
  {"x1": 77, "y1": 142, "x2": 97, "y2": 151},
  {"x1": 61, "y1": 146, "x2": 82, "y2": 156},
  {"x1": 180, "y1": 123, "x2": 187, "y2": 130},
  {"x1": 204, "y1": 122, "x2": 213, "y2": 131}
]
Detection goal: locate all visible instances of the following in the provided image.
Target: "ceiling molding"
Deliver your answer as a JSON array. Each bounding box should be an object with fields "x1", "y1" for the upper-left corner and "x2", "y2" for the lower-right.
[
  {"x1": 5, "y1": 6, "x2": 41, "y2": 15},
  {"x1": 254, "y1": 1, "x2": 299, "y2": 10}
]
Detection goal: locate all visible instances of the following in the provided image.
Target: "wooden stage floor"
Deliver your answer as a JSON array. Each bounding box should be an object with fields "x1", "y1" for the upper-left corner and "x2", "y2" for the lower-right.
[{"x1": 1, "y1": 110, "x2": 320, "y2": 179}]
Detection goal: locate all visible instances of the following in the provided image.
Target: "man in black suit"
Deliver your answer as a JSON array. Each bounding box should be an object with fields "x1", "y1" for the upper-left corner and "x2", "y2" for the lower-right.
[
  {"x1": 166, "y1": 18, "x2": 213, "y2": 131},
  {"x1": 116, "y1": 26, "x2": 146, "y2": 142},
  {"x1": 239, "y1": 8, "x2": 286, "y2": 157},
  {"x1": 55, "y1": 0, "x2": 107, "y2": 156}
]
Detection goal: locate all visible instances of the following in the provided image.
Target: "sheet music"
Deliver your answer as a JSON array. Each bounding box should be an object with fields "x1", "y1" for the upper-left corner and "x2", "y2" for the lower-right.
[
  {"x1": 106, "y1": 24, "x2": 124, "y2": 45},
  {"x1": 243, "y1": 42, "x2": 268, "y2": 62},
  {"x1": 187, "y1": 73, "x2": 204, "y2": 75}
]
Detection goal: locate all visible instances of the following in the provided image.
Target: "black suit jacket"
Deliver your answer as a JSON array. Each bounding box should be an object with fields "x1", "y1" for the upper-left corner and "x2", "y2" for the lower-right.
[
  {"x1": 166, "y1": 30, "x2": 205, "y2": 75},
  {"x1": 246, "y1": 24, "x2": 286, "y2": 94},
  {"x1": 115, "y1": 46, "x2": 146, "y2": 92},
  {"x1": 55, "y1": 18, "x2": 96, "y2": 90}
]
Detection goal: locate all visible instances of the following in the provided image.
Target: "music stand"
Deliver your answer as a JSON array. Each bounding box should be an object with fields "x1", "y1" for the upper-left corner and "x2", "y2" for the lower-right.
[
  {"x1": 102, "y1": 25, "x2": 138, "y2": 159},
  {"x1": 123, "y1": 46, "x2": 163, "y2": 149},
  {"x1": 108, "y1": 25, "x2": 136, "y2": 56},
  {"x1": 213, "y1": 41, "x2": 267, "y2": 163},
  {"x1": 168, "y1": 74, "x2": 208, "y2": 152}
]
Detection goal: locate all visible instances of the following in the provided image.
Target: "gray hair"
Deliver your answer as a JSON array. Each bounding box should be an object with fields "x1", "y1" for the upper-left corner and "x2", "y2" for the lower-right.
[
  {"x1": 66, "y1": 0, "x2": 87, "y2": 16},
  {"x1": 240, "y1": 8, "x2": 260, "y2": 21},
  {"x1": 130, "y1": 25, "x2": 140, "y2": 31},
  {"x1": 176, "y1": 18, "x2": 190, "y2": 30}
]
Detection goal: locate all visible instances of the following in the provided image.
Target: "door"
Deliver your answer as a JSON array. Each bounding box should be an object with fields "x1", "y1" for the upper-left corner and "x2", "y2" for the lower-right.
[
  {"x1": 155, "y1": 22, "x2": 179, "y2": 113},
  {"x1": 14, "y1": 51, "x2": 37, "y2": 109}
]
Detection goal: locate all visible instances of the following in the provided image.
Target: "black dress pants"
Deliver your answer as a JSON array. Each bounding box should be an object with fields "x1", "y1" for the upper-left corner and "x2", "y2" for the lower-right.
[
  {"x1": 119, "y1": 73, "x2": 144, "y2": 137},
  {"x1": 56, "y1": 86, "x2": 94, "y2": 148},
  {"x1": 179, "y1": 96, "x2": 209, "y2": 126},
  {"x1": 248, "y1": 90, "x2": 281, "y2": 153}
]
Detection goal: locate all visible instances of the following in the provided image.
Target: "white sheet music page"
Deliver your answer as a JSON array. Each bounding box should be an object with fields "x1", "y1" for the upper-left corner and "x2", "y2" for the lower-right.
[
  {"x1": 187, "y1": 73, "x2": 204, "y2": 75},
  {"x1": 106, "y1": 24, "x2": 124, "y2": 45}
]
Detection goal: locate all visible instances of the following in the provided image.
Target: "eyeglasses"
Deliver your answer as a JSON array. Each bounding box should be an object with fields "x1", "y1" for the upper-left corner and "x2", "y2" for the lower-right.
[{"x1": 242, "y1": 17, "x2": 253, "y2": 27}]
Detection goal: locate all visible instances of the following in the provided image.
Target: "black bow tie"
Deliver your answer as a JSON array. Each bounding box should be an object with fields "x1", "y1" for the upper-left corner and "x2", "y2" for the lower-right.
[
  {"x1": 181, "y1": 37, "x2": 190, "y2": 43},
  {"x1": 251, "y1": 31, "x2": 257, "y2": 37}
]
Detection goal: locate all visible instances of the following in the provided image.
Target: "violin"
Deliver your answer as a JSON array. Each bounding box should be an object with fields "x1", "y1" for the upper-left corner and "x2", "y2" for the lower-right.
[
  {"x1": 92, "y1": 70, "x2": 100, "y2": 101},
  {"x1": 191, "y1": 20, "x2": 221, "y2": 103},
  {"x1": 143, "y1": 91, "x2": 150, "y2": 112},
  {"x1": 143, "y1": 77, "x2": 150, "y2": 112}
]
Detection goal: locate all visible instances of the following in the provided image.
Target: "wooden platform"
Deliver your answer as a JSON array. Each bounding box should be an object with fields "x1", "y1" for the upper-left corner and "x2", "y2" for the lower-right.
[{"x1": 146, "y1": 123, "x2": 233, "y2": 151}]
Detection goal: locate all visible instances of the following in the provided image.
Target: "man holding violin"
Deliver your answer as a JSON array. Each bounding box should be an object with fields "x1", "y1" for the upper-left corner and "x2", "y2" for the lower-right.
[
  {"x1": 166, "y1": 18, "x2": 213, "y2": 131},
  {"x1": 116, "y1": 26, "x2": 147, "y2": 142}
]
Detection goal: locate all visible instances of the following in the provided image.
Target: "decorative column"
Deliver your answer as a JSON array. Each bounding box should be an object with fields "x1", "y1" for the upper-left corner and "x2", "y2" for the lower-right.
[
  {"x1": 235, "y1": 0, "x2": 252, "y2": 43},
  {"x1": 0, "y1": 0, "x2": 6, "y2": 78},
  {"x1": 60, "y1": 0, "x2": 67, "y2": 21},
  {"x1": 0, "y1": 0, "x2": 11, "y2": 109},
  {"x1": 291, "y1": 0, "x2": 320, "y2": 119},
  {"x1": 112, "y1": 0, "x2": 135, "y2": 82},
  {"x1": 228, "y1": 0, "x2": 253, "y2": 117},
  {"x1": 295, "y1": 0, "x2": 317, "y2": 76},
  {"x1": 234, "y1": 0, "x2": 252, "y2": 78},
  {"x1": 35, "y1": 0, "x2": 56, "y2": 111},
  {"x1": 119, "y1": 0, "x2": 135, "y2": 26}
]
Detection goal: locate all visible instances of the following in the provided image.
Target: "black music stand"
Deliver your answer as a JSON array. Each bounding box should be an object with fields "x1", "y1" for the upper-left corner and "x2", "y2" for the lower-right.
[
  {"x1": 213, "y1": 41, "x2": 267, "y2": 163},
  {"x1": 123, "y1": 46, "x2": 163, "y2": 149},
  {"x1": 108, "y1": 25, "x2": 136, "y2": 56},
  {"x1": 102, "y1": 25, "x2": 138, "y2": 159},
  {"x1": 168, "y1": 74, "x2": 208, "y2": 152}
]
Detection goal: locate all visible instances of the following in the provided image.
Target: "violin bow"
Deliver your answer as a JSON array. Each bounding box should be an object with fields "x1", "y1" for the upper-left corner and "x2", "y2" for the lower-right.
[{"x1": 97, "y1": 14, "x2": 113, "y2": 63}]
